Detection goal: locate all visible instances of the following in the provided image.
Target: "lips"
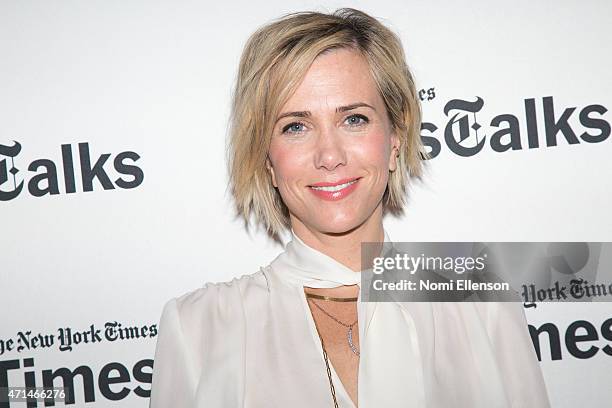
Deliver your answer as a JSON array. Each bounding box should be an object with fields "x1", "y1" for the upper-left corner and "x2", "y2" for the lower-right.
[
  {"x1": 308, "y1": 177, "x2": 361, "y2": 201},
  {"x1": 308, "y1": 177, "x2": 361, "y2": 188}
]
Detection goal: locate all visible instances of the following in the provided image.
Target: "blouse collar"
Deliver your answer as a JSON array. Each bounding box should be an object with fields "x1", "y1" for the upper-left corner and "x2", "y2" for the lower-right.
[{"x1": 267, "y1": 226, "x2": 393, "y2": 288}]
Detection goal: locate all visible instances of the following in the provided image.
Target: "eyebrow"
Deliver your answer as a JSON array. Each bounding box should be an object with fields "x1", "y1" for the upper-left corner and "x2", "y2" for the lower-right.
[{"x1": 275, "y1": 102, "x2": 376, "y2": 124}]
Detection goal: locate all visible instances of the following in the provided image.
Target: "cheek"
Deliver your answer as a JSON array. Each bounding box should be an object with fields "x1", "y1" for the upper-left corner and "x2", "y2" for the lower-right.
[
  {"x1": 268, "y1": 143, "x2": 307, "y2": 186},
  {"x1": 354, "y1": 132, "x2": 391, "y2": 168}
]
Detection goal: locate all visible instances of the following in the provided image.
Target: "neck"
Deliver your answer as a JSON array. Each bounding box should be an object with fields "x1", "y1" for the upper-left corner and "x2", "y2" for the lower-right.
[{"x1": 290, "y1": 204, "x2": 384, "y2": 272}]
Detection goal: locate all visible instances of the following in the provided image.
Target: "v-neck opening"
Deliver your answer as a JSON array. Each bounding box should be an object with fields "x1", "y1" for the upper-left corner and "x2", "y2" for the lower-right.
[{"x1": 299, "y1": 286, "x2": 359, "y2": 408}]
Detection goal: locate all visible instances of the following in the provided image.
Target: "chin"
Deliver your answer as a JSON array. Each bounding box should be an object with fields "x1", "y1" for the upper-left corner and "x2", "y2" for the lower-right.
[{"x1": 311, "y1": 212, "x2": 369, "y2": 235}]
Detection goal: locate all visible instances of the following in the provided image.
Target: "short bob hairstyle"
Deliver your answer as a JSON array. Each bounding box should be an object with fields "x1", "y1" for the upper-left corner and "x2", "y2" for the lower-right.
[{"x1": 226, "y1": 7, "x2": 429, "y2": 242}]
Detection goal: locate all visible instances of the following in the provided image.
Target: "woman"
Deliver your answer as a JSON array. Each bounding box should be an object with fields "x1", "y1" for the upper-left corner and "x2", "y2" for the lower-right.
[{"x1": 149, "y1": 8, "x2": 550, "y2": 408}]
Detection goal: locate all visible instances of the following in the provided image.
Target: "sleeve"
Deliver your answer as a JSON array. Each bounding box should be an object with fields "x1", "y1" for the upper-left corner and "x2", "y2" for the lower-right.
[
  {"x1": 149, "y1": 297, "x2": 199, "y2": 408},
  {"x1": 486, "y1": 302, "x2": 552, "y2": 408}
]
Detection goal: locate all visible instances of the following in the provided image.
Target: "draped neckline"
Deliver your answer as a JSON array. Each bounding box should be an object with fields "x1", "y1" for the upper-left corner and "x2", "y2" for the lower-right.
[{"x1": 268, "y1": 227, "x2": 393, "y2": 289}]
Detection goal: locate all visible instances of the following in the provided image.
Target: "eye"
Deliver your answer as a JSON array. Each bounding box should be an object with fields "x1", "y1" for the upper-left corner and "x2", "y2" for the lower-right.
[
  {"x1": 345, "y1": 114, "x2": 369, "y2": 127},
  {"x1": 281, "y1": 122, "x2": 306, "y2": 135}
]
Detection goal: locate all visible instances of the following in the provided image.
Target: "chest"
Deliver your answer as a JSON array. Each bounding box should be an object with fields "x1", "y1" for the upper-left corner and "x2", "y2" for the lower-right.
[{"x1": 305, "y1": 296, "x2": 360, "y2": 407}]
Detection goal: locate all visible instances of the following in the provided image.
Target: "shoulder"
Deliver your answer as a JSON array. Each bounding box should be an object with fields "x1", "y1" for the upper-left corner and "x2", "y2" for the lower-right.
[
  {"x1": 183, "y1": 268, "x2": 269, "y2": 305},
  {"x1": 156, "y1": 270, "x2": 271, "y2": 363},
  {"x1": 161, "y1": 269, "x2": 270, "y2": 332}
]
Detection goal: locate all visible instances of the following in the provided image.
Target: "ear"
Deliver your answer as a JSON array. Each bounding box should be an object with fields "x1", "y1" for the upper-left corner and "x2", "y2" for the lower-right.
[
  {"x1": 266, "y1": 156, "x2": 278, "y2": 187},
  {"x1": 389, "y1": 133, "x2": 401, "y2": 172}
]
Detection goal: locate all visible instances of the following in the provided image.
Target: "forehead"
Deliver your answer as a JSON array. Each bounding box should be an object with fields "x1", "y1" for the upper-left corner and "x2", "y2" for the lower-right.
[{"x1": 281, "y1": 47, "x2": 381, "y2": 110}]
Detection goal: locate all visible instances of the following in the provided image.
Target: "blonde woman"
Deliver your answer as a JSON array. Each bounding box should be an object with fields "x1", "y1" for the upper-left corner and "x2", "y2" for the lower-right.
[{"x1": 149, "y1": 8, "x2": 550, "y2": 408}]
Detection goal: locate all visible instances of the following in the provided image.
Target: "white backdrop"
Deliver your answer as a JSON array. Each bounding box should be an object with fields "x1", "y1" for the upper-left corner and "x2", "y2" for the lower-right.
[{"x1": 1, "y1": 0, "x2": 610, "y2": 406}]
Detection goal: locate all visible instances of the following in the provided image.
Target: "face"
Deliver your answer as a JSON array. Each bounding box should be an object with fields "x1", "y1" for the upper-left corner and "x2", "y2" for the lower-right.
[{"x1": 266, "y1": 47, "x2": 400, "y2": 235}]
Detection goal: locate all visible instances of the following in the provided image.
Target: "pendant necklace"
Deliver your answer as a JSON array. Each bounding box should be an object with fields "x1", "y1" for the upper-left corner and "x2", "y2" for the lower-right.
[{"x1": 305, "y1": 292, "x2": 360, "y2": 356}]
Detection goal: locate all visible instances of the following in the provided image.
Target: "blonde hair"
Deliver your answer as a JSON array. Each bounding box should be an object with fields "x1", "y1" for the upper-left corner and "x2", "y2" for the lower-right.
[{"x1": 226, "y1": 7, "x2": 429, "y2": 242}]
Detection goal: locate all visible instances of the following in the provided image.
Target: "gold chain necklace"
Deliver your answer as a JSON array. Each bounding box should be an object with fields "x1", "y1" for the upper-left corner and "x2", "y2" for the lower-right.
[
  {"x1": 305, "y1": 293, "x2": 358, "y2": 302},
  {"x1": 305, "y1": 292, "x2": 360, "y2": 408},
  {"x1": 316, "y1": 327, "x2": 340, "y2": 408},
  {"x1": 306, "y1": 294, "x2": 359, "y2": 356}
]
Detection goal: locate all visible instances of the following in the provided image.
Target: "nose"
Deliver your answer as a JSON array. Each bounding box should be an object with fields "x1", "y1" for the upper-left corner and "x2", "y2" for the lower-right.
[{"x1": 313, "y1": 125, "x2": 347, "y2": 171}]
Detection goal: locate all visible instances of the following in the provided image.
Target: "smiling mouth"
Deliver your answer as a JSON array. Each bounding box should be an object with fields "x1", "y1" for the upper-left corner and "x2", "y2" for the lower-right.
[
  {"x1": 307, "y1": 177, "x2": 361, "y2": 201},
  {"x1": 309, "y1": 180, "x2": 358, "y2": 192},
  {"x1": 308, "y1": 177, "x2": 361, "y2": 192}
]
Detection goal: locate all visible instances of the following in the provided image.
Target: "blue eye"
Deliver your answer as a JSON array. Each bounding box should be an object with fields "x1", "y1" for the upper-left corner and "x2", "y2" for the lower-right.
[
  {"x1": 282, "y1": 122, "x2": 306, "y2": 134},
  {"x1": 346, "y1": 114, "x2": 369, "y2": 126},
  {"x1": 281, "y1": 114, "x2": 368, "y2": 135}
]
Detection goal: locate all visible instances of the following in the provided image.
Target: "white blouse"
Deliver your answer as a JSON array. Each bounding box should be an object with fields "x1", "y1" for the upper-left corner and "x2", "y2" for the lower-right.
[{"x1": 149, "y1": 229, "x2": 551, "y2": 408}]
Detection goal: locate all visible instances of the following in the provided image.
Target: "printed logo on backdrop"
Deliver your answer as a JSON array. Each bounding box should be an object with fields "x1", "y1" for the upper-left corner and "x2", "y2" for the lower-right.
[
  {"x1": 0, "y1": 321, "x2": 157, "y2": 405},
  {"x1": 0, "y1": 141, "x2": 144, "y2": 201},
  {"x1": 416, "y1": 89, "x2": 609, "y2": 158}
]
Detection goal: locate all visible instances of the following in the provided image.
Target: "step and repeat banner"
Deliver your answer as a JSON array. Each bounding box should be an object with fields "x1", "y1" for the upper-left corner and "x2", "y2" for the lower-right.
[{"x1": 1, "y1": 1, "x2": 610, "y2": 407}]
